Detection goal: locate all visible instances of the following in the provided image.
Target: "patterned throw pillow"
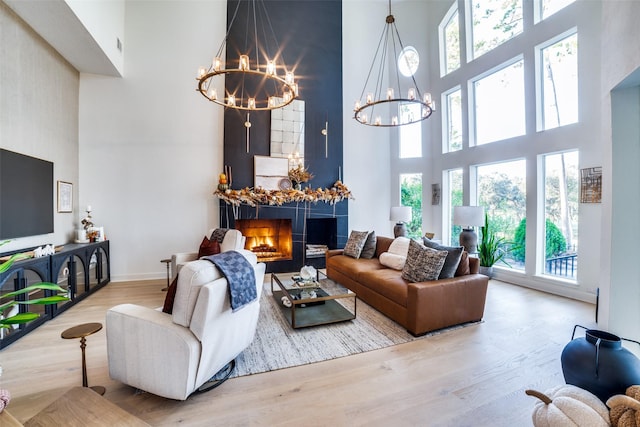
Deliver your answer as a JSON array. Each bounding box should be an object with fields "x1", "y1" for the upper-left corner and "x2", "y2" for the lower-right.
[
  {"x1": 360, "y1": 231, "x2": 377, "y2": 259},
  {"x1": 401, "y1": 239, "x2": 448, "y2": 282},
  {"x1": 422, "y1": 238, "x2": 464, "y2": 279},
  {"x1": 343, "y1": 230, "x2": 370, "y2": 258}
]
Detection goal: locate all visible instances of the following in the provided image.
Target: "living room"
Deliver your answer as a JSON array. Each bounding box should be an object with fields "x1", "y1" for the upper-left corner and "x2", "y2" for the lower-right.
[{"x1": 1, "y1": 0, "x2": 640, "y2": 425}]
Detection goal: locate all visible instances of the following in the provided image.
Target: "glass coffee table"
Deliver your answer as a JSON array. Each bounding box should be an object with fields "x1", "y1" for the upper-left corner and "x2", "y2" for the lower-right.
[{"x1": 270, "y1": 270, "x2": 356, "y2": 328}]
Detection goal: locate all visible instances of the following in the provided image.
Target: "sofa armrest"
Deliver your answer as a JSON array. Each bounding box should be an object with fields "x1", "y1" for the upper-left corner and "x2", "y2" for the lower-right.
[
  {"x1": 405, "y1": 274, "x2": 489, "y2": 335},
  {"x1": 171, "y1": 252, "x2": 198, "y2": 280},
  {"x1": 326, "y1": 249, "x2": 344, "y2": 258},
  {"x1": 106, "y1": 304, "x2": 201, "y2": 400}
]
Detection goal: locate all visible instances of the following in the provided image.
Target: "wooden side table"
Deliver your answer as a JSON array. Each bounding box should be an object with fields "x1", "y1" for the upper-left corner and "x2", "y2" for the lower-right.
[
  {"x1": 61, "y1": 322, "x2": 105, "y2": 395},
  {"x1": 160, "y1": 258, "x2": 171, "y2": 291}
]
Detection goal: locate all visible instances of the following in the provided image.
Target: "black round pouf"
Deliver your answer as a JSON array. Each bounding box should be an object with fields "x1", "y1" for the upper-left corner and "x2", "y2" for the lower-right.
[{"x1": 561, "y1": 328, "x2": 640, "y2": 402}]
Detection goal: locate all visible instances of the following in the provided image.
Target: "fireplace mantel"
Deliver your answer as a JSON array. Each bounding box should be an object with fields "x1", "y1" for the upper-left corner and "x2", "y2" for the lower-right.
[{"x1": 214, "y1": 181, "x2": 353, "y2": 207}]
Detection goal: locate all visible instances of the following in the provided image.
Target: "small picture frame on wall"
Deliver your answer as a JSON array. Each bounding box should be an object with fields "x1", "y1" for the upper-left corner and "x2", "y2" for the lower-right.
[
  {"x1": 580, "y1": 167, "x2": 602, "y2": 203},
  {"x1": 57, "y1": 181, "x2": 73, "y2": 212},
  {"x1": 431, "y1": 183, "x2": 441, "y2": 205}
]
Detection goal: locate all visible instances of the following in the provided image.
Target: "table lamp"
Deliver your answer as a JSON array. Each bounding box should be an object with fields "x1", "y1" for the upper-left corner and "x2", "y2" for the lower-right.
[
  {"x1": 453, "y1": 206, "x2": 485, "y2": 253},
  {"x1": 390, "y1": 206, "x2": 412, "y2": 238}
]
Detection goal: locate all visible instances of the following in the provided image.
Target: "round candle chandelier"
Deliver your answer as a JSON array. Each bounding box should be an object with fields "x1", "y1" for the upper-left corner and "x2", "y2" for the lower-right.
[
  {"x1": 354, "y1": 0, "x2": 435, "y2": 127},
  {"x1": 196, "y1": 0, "x2": 299, "y2": 111}
]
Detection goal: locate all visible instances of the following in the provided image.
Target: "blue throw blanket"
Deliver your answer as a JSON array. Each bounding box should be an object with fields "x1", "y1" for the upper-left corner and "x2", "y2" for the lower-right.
[{"x1": 203, "y1": 251, "x2": 257, "y2": 312}]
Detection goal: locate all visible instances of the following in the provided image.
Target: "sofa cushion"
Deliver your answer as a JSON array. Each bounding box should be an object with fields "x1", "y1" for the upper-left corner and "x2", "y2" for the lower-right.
[
  {"x1": 358, "y1": 268, "x2": 409, "y2": 307},
  {"x1": 344, "y1": 230, "x2": 369, "y2": 258},
  {"x1": 401, "y1": 240, "x2": 448, "y2": 282},
  {"x1": 360, "y1": 231, "x2": 377, "y2": 259},
  {"x1": 455, "y1": 251, "x2": 471, "y2": 276},
  {"x1": 422, "y1": 238, "x2": 464, "y2": 279},
  {"x1": 327, "y1": 254, "x2": 386, "y2": 279}
]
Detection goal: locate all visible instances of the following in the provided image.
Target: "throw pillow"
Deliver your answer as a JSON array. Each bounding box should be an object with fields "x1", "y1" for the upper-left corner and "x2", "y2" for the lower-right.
[
  {"x1": 343, "y1": 230, "x2": 370, "y2": 258},
  {"x1": 198, "y1": 236, "x2": 221, "y2": 258},
  {"x1": 162, "y1": 275, "x2": 179, "y2": 314},
  {"x1": 455, "y1": 251, "x2": 471, "y2": 276},
  {"x1": 379, "y1": 252, "x2": 407, "y2": 270},
  {"x1": 422, "y1": 238, "x2": 464, "y2": 279},
  {"x1": 401, "y1": 239, "x2": 448, "y2": 282},
  {"x1": 360, "y1": 231, "x2": 377, "y2": 259},
  {"x1": 388, "y1": 236, "x2": 411, "y2": 257}
]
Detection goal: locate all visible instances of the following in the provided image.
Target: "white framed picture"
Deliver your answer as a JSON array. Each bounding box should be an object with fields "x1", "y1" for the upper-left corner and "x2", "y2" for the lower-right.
[{"x1": 57, "y1": 181, "x2": 73, "y2": 213}]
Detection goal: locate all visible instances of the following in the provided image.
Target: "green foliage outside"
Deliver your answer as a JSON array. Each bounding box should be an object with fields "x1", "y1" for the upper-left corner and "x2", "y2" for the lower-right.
[
  {"x1": 512, "y1": 218, "x2": 567, "y2": 262},
  {"x1": 400, "y1": 174, "x2": 422, "y2": 239}
]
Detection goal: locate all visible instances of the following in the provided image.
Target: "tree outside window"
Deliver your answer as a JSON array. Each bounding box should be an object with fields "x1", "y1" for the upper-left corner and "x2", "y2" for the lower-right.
[{"x1": 400, "y1": 173, "x2": 423, "y2": 239}]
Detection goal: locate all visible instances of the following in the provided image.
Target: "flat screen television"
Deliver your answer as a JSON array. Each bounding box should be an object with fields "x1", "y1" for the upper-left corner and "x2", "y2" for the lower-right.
[{"x1": 0, "y1": 149, "x2": 54, "y2": 240}]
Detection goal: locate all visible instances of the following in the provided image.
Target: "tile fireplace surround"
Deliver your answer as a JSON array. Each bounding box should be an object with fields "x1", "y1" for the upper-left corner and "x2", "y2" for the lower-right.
[{"x1": 221, "y1": 203, "x2": 345, "y2": 273}]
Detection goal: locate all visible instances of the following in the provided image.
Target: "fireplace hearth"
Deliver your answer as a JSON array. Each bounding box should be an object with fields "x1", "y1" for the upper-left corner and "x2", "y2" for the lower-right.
[{"x1": 235, "y1": 219, "x2": 292, "y2": 262}]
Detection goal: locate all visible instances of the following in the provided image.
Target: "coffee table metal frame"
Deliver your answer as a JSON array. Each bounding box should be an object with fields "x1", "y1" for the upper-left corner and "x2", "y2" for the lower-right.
[{"x1": 270, "y1": 270, "x2": 356, "y2": 328}]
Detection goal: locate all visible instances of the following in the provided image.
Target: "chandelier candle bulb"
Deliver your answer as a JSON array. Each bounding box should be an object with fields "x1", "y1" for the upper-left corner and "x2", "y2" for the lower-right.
[
  {"x1": 392, "y1": 116, "x2": 398, "y2": 125},
  {"x1": 366, "y1": 93, "x2": 373, "y2": 104},
  {"x1": 285, "y1": 71, "x2": 295, "y2": 84},
  {"x1": 408, "y1": 88, "x2": 416, "y2": 100},
  {"x1": 354, "y1": 100, "x2": 361, "y2": 111},
  {"x1": 208, "y1": 88, "x2": 217, "y2": 101},
  {"x1": 239, "y1": 55, "x2": 250, "y2": 71},
  {"x1": 214, "y1": 57, "x2": 222, "y2": 71},
  {"x1": 387, "y1": 88, "x2": 394, "y2": 100},
  {"x1": 227, "y1": 95, "x2": 236, "y2": 107},
  {"x1": 248, "y1": 98, "x2": 256, "y2": 109},
  {"x1": 375, "y1": 116, "x2": 382, "y2": 126},
  {"x1": 266, "y1": 60, "x2": 276, "y2": 75},
  {"x1": 424, "y1": 92, "x2": 432, "y2": 103},
  {"x1": 198, "y1": 67, "x2": 206, "y2": 78}
]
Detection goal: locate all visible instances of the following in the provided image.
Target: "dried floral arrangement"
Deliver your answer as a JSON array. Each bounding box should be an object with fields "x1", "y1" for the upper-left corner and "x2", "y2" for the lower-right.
[
  {"x1": 288, "y1": 165, "x2": 314, "y2": 184},
  {"x1": 214, "y1": 181, "x2": 353, "y2": 207}
]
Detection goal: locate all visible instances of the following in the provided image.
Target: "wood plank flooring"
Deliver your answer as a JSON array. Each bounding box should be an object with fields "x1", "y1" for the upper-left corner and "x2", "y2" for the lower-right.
[{"x1": 0, "y1": 277, "x2": 595, "y2": 426}]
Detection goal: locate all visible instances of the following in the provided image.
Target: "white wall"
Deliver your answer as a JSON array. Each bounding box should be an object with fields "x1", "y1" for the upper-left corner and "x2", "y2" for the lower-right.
[
  {"x1": 343, "y1": 0, "x2": 393, "y2": 237},
  {"x1": 79, "y1": 1, "x2": 226, "y2": 281},
  {"x1": 598, "y1": 0, "x2": 640, "y2": 340},
  {"x1": 0, "y1": 2, "x2": 79, "y2": 253},
  {"x1": 66, "y1": 0, "x2": 125, "y2": 74}
]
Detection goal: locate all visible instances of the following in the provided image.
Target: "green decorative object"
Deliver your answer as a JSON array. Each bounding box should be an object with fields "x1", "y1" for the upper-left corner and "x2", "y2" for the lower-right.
[
  {"x1": 477, "y1": 213, "x2": 513, "y2": 270},
  {"x1": 0, "y1": 240, "x2": 69, "y2": 329}
]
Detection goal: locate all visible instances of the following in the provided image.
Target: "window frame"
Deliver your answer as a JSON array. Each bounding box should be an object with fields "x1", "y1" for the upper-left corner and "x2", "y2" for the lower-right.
[{"x1": 439, "y1": 2, "x2": 461, "y2": 77}]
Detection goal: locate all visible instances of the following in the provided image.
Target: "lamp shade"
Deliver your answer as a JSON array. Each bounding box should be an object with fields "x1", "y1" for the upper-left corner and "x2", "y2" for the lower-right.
[
  {"x1": 453, "y1": 206, "x2": 485, "y2": 228},
  {"x1": 390, "y1": 206, "x2": 412, "y2": 223}
]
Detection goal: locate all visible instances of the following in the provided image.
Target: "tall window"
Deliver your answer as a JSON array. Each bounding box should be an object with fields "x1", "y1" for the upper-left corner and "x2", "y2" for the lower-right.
[
  {"x1": 477, "y1": 159, "x2": 526, "y2": 270},
  {"x1": 538, "y1": 0, "x2": 576, "y2": 21},
  {"x1": 469, "y1": 0, "x2": 523, "y2": 60},
  {"x1": 444, "y1": 87, "x2": 463, "y2": 152},
  {"x1": 448, "y1": 169, "x2": 463, "y2": 246},
  {"x1": 472, "y1": 58, "x2": 525, "y2": 145},
  {"x1": 542, "y1": 151, "x2": 579, "y2": 279},
  {"x1": 399, "y1": 103, "x2": 422, "y2": 158},
  {"x1": 538, "y1": 31, "x2": 578, "y2": 131},
  {"x1": 400, "y1": 174, "x2": 423, "y2": 238},
  {"x1": 440, "y1": 5, "x2": 460, "y2": 76}
]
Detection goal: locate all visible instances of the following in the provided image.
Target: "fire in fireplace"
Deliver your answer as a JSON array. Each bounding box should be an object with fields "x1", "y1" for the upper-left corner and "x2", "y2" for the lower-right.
[{"x1": 235, "y1": 219, "x2": 292, "y2": 262}]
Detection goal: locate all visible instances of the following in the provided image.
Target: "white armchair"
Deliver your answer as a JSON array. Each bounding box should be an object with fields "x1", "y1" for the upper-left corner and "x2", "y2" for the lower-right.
[
  {"x1": 106, "y1": 249, "x2": 265, "y2": 400},
  {"x1": 171, "y1": 229, "x2": 246, "y2": 280}
]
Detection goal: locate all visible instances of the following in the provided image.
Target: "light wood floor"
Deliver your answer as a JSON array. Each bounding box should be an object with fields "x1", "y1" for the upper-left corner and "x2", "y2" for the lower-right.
[{"x1": 0, "y1": 277, "x2": 595, "y2": 426}]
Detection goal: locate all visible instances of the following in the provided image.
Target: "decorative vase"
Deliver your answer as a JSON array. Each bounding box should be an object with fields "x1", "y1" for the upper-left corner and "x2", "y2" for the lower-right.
[
  {"x1": 479, "y1": 265, "x2": 494, "y2": 278},
  {"x1": 561, "y1": 325, "x2": 640, "y2": 402}
]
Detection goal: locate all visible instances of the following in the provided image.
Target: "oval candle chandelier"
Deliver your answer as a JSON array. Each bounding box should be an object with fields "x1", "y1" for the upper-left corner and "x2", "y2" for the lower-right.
[
  {"x1": 196, "y1": 0, "x2": 299, "y2": 111},
  {"x1": 354, "y1": 0, "x2": 435, "y2": 127}
]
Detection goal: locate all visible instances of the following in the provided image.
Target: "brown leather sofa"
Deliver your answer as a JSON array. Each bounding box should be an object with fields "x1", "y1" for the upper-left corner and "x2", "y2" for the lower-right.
[{"x1": 326, "y1": 236, "x2": 489, "y2": 336}]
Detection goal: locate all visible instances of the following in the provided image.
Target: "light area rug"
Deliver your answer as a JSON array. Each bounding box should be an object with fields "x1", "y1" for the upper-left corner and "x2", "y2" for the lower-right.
[{"x1": 231, "y1": 281, "x2": 480, "y2": 378}]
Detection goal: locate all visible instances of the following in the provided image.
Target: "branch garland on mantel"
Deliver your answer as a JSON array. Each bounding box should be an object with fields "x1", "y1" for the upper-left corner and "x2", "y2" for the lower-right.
[{"x1": 214, "y1": 181, "x2": 354, "y2": 207}]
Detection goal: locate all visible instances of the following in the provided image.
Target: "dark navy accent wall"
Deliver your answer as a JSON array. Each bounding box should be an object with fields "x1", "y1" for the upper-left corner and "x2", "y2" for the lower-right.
[{"x1": 221, "y1": 0, "x2": 345, "y2": 273}]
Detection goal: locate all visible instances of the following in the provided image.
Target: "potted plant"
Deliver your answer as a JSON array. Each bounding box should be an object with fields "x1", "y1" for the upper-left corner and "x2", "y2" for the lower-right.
[{"x1": 477, "y1": 214, "x2": 512, "y2": 278}]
